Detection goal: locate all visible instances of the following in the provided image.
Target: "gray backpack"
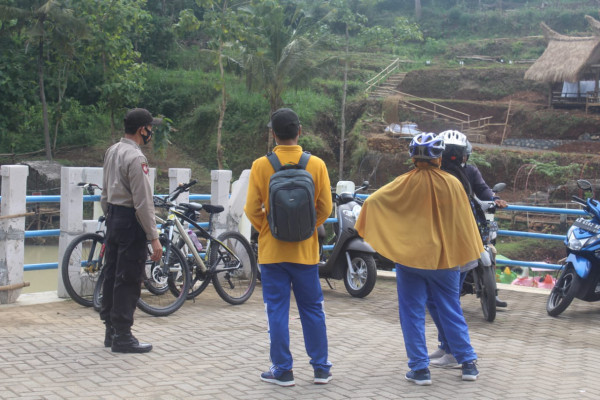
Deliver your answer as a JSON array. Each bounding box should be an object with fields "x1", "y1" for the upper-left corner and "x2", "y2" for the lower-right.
[{"x1": 266, "y1": 151, "x2": 316, "y2": 242}]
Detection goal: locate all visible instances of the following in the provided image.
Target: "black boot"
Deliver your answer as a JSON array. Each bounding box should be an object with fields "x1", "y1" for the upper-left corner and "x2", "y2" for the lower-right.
[
  {"x1": 495, "y1": 296, "x2": 508, "y2": 308},
  {"x1": 104, "y1": 323, "x2": 114, "y2": 348},
  {"x1": 111, "y1": 331, "x2": 152, "y2": 353}
]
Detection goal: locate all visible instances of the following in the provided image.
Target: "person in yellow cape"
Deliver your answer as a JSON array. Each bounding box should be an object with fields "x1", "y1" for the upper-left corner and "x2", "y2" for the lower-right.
[{"x1": 355, "y1": 132, "x2": 483, "y2": 386}]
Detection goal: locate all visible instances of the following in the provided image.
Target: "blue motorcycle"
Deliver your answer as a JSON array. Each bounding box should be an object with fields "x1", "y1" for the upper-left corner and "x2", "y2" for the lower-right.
[{"x1": 547, "y1": 179, "x2": 600, "y2": 316}]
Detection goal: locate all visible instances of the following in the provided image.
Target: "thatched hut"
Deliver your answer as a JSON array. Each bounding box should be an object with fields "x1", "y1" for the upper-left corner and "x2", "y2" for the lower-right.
[{"x1": 524, "y1": 17, "x2": 600, "y2": 110}]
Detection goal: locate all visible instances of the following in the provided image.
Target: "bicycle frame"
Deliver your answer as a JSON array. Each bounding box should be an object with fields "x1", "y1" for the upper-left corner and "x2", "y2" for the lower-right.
[
  {"x1": 157, "y1": 206, "x2": 244, "y2": 276},
  {"x1": 80, "y1": 183, "x2": 106, "y2": 273},
  {"x1": 82, "y1": 217, "x2": 106, "y2": 272}
]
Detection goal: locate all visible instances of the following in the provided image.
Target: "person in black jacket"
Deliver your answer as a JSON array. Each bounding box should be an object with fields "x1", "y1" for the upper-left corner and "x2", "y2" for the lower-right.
[{"x1": 427, "y1": 130, "x2": 507, "y2": 369}]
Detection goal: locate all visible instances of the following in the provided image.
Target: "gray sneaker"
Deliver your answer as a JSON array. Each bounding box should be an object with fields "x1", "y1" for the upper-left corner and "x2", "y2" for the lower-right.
[
  {"x1": 428, "y1": 348, "x2": 447, "y2": 359},
  {"x1": 430, "y1": 353, "x2": 461, "y2": 369}
]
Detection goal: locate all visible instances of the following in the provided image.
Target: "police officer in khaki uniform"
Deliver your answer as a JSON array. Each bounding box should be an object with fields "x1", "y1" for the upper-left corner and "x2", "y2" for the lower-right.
[{"x1": 100, "y1": 108, "x2": 163, "y2": 353}]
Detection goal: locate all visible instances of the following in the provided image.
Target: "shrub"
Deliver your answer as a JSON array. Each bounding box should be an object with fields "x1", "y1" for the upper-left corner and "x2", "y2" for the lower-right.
[
  {"x1": 141, "y1": 67, "x2": 219, "y2": 121},
  {"x1": 282, "y1": 89, "x2": 336, "y2": 127}
]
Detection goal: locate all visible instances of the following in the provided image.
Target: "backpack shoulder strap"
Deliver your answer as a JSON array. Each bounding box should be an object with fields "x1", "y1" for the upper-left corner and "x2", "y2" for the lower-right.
[
  {"x1": 297, "y1": 151, "x2": 311, "y2": 170},
  {"x1": 266, "y1": 151, "x2": 282, "y2": 172}
]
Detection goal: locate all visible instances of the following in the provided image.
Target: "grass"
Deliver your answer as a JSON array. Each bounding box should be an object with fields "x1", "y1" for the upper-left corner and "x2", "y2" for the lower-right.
[{"x1": 495, "y1": 237, "x2": 564, "y2": 263}]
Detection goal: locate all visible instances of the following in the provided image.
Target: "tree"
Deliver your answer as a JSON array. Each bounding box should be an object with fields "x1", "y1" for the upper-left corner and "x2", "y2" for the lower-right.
[
  {"x1": 0, "y1": 0, "x2": 86, "y2": 160},
  {"x1": 174, "y1": 1, "x2": 248, "y2": 169},
  {"x1": 198, "y1": 0, "x2": 249, "y2": 169},
  {"x1": 241, "y1": 0, "x2": 327, "y2": 151},
  {"x1": 325, "y1": 0, "x2": 366, "y2": 181},
  {"x1": 77, "y1": 0, "x2": 151, "y2": 141}
]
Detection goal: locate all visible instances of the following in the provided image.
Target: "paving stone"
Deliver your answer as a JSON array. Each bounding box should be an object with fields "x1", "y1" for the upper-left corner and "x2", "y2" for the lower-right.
[{"x1": 2, "y1": 275, "x2": 600, "y2": 398}]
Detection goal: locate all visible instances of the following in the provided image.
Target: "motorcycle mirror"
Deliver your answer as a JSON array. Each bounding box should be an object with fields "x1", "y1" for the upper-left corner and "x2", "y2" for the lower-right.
[
  {"x1": 577, "y1": 179, "x2": 593, "y2": 192},
  {"x1": 492, "y1": 183, "x2": 506, "y2": 193},
  {"x1": 362, "y1": 181, "x2": 369, "y2": 189}
]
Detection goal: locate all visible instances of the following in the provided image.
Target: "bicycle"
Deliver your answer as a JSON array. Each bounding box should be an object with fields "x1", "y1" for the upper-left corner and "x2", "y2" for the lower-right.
[
  {"x1": 153, "y1": 180, "x2": 258, "y2": 305},
  {"x1": 62, "y1": 183, "x2": 191, "y2": 316}
]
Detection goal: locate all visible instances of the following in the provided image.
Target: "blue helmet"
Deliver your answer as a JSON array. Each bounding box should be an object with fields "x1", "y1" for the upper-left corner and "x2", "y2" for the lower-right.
[{"x1": 409, "y1": 132, "x2": 445, "y2": 160}]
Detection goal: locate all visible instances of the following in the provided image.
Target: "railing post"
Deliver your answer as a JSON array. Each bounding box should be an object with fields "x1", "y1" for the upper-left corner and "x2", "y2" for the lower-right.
[
  {"x1": 229, "y1": 169, "x2": 251, "y2": 239},
  {"x1": 58, "y1": 167, "x2": 87, "y2": 298},
  {"x1": 56, "y1": 167, "x2": 106, "y2": 297},
  {"x1": 211, "y1": 170, "x2": 232, "y2": 237},
  {"x1": 0, "y1": 165, "x2": 29, "y2": 304},
  {"x1": 168, "y1": 168, "x2": 191, "y2": 204},
  {"x1": 82, "y1": 168, "x2": 104, "y2": 233}
]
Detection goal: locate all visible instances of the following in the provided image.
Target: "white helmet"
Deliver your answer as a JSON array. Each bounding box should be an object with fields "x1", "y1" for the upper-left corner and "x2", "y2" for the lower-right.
[{"x1": 438, "y1": 130, "x2": 467, "y2": 147}]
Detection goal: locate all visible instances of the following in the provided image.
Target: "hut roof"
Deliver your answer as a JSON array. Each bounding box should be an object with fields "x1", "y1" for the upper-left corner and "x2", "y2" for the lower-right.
[
  {"x1": 524, "y1": 20, "x2": 600, "y2": 83},
  {"x1": 586, "y1": 15, "x2": 600, "y2": 36}
]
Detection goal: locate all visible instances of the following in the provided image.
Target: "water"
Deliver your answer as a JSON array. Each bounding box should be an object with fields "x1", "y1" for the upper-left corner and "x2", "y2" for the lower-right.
[{"x1": 23, "y1": 244, "x2": 59, "y2": 293}]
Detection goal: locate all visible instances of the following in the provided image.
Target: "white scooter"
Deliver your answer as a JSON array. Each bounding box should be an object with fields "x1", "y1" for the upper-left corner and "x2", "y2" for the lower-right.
[{"x1": 317, "y1": 181, "x2": 377, "y2": 298}]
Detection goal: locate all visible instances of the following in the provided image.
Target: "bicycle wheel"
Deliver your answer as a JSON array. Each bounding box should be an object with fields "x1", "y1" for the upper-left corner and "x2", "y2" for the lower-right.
[
  {"x1": 176, "y1": 239, "x2": 211, "y2": 300},
  {"x1": 210, "y1": 231, "x2": 258, "y2": 305},
  {"x1": 61, "y1": 233, "x2": 104, "y2": 307},
  {"x1": 137, "y1": 238, "x2": 191, "y2": 317},
  {"x1": 143, "y1": 243, "x2": 170, "y2": 296}
]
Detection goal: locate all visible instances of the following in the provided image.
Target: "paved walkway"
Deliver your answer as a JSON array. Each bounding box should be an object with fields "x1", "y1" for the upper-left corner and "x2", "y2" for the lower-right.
[{"x1": 1, "y1": 274, "x2": 599, "y2": 399}]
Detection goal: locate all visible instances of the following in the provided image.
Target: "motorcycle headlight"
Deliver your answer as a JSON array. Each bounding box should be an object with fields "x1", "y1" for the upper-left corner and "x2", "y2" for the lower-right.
[
  {"x1": 351, "y1": 204, "x2": 362, "y2": 220},
  {"x1": 567, "y1": 228, "x2": 585, "y2": 251}
]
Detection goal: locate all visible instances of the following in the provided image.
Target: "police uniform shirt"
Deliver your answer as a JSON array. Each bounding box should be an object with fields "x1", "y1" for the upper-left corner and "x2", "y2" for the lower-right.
[{"x1": 100, "y1": 138, "x2": 158, "y2": 241}]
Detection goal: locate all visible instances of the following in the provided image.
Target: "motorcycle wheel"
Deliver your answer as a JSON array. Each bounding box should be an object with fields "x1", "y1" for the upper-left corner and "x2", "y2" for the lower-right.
[
  {"x1": 477, "y1": 265, "x2": 497, "y2": 322},
  {"x1": 547, "y1": 264, "x2": 580, "y2": 317},
  {"x1": 343, "y1": 252, "x2": 377, "y2": 298}
]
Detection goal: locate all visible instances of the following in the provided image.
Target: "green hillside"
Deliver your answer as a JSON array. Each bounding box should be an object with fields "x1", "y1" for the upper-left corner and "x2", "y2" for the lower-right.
[{"x1": 2, "y1": 0, "x2": 600, "y2": 187}]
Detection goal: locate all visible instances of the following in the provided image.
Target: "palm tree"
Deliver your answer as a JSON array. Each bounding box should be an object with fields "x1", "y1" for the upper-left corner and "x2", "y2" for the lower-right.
[
  {"x1": 241, "y1": 1, "x2": 327, "y2": 150},
  {"x1": 0, "y1": 0, "x2": 86, "y2": 161}
]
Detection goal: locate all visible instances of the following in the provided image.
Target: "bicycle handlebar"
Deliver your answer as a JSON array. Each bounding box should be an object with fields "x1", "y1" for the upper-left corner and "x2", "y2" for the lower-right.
[
  {"x1": 77, "y1": 182, "x2": 102, "y2": 195},
  {"x1": 168, "y1": 180, "x2": 197, "y2": 201},
  {"x1": 154, "y1": 180, "x2": 198, "y2": 209}
]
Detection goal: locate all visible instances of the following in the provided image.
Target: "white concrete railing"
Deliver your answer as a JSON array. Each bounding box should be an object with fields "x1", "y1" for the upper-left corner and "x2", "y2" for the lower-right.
[
  {"x1": 0, "y1": 165, "x2": 250, "y2": 304},
  {"x1": 0, "y1": 165, "x2": 29, "y2": 304}
]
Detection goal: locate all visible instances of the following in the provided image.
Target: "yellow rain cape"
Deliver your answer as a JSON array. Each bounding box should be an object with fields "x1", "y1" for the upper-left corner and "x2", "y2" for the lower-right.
[{"x1": 355, "y1": 160, "x2": 483, "y2": 270}]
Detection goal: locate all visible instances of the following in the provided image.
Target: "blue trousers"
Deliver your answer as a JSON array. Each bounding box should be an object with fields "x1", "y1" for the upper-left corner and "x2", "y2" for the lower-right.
[
  {"x1": 261, "y1": 262, "x2": 331, "y2": 376},
  {"x1": 427, "y1": 271, "x2": 468, "y2": 353},
  {"x1": 396, "y1": 264, "x2": 476, "y2": 371}
]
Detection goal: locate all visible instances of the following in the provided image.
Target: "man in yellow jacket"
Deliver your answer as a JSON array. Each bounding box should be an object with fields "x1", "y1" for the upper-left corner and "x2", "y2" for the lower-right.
[
  {"x1": 356, "y1": 132, "x2": 483, "y2": 386},
  {"x1": 245, "y1": 108, "x2": 333, "y2": 387}
]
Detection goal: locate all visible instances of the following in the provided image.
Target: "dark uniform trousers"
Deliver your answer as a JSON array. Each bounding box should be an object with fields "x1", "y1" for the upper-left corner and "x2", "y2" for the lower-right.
[{"x1": 100, "y1": 204, "x2": 149, "y2": 333}]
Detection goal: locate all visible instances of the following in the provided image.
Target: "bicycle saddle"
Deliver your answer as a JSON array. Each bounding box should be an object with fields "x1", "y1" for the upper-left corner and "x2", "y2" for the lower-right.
[
  {"x1": 178, "y1": 202, "x2": 203, "y2": 212},
  {"x1": 202, "y1": 204, "x2": 224, "y2": 214}
]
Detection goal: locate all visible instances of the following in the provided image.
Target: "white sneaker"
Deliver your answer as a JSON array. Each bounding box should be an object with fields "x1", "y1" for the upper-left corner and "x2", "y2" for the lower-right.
[
  {"x1": 428, "y1": 348, "x2": 447, "y2": 359},
  {"x1": 430, "y1": 353, "x2": 461, "y2": 369}
]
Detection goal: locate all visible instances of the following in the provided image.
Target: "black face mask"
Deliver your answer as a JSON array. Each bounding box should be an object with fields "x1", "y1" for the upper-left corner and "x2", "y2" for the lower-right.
[{"x1": 142, "y1": 127, "x2": 153, "y2": 144}]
